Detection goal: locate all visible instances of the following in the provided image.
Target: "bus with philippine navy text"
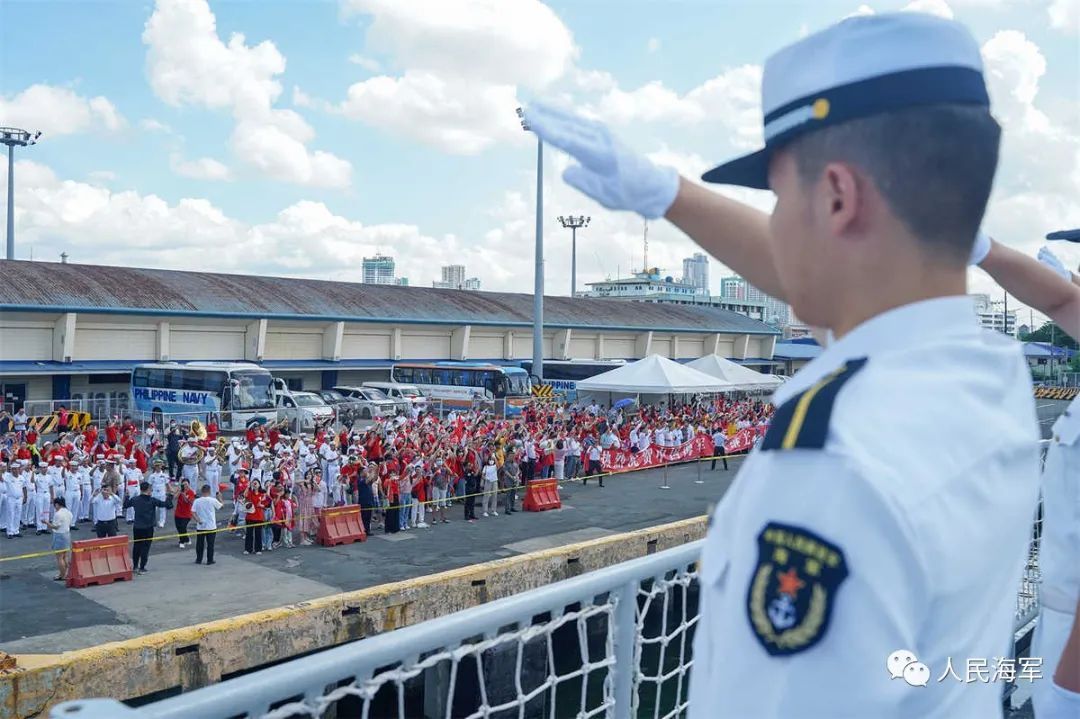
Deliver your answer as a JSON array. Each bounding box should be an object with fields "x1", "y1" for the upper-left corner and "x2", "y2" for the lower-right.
[
  {"x1": 390, "y1": 362, "x2": 531, "y2": 415},
  {"x1": 130, "y1": 362, "x2": 278, "y2": 431}
]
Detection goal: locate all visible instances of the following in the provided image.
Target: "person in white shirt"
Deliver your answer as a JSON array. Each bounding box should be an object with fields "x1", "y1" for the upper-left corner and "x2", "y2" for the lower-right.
[
  {"x1": 526, "y1": 13, "x2": 1041, "y2": 717},
  {"x1": 76, "y1": 457, "x2": 92, "y2": 522},
  {"x1": 481, "y1": 457, "x2": 500, "y2": 517},
  {"x1": 32, "y1": 463, "x2": 54, "y2": 534},
  {"x1": 636, "y1": 428, "x2": 651, "y2": 454},
  {"x1": 147, "y1": 460, "x2": 171, "y2": 528},
  {"x1": 49, "y1": 497, "x2": 74, "y2": 581},
  {"x1": 5, "y1": 463, "x2": 28, "y2": 537},
  {"x1": 584, "y1": 442, "x2": 604, "y2": 488},
  {"x1": 91, "y1": 485, "x2": 123, "y2": 538},
  {"x1": 192, "y1": 485, "x2": 224, "y2": 565}
]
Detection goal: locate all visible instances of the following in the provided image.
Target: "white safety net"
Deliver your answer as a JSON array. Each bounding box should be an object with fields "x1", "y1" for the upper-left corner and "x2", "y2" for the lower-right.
[{"x1": 252, "y1": 565, "x2": 699, "y2": 719}]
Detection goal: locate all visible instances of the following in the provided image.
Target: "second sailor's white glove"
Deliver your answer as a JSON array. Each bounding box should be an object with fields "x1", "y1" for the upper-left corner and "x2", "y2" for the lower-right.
[
  {"x1": 1037, "y1": 245, "x2": 1072, "y2": 281},
  {"x1": 969, "y1": 230, "x2": 991, "y2": 265},
  {"x1": 523, "y1": 102, "x2": 679, "y2": 219}
]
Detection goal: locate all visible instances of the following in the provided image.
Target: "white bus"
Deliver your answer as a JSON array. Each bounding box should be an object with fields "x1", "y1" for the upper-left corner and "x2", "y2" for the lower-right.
[
  {"x1": 130, "y1": 362, "x2": 277, "y2": 431},
  {"x1": 390, "y1": 361, "x2": 531, "y2": 416}
]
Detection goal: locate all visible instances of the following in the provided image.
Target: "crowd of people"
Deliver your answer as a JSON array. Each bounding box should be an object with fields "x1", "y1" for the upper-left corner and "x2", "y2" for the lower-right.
[{"x1": 0, "y1": 396, "x2": 773, "y2": 579}]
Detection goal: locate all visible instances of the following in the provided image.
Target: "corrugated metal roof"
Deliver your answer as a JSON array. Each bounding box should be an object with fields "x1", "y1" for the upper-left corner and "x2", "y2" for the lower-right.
[{"x1": 0, "y1": 260, "x2": 779, "y2": 335}]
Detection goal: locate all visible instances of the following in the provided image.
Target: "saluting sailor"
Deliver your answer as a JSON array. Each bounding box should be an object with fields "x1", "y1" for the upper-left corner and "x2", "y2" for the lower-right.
[
  {"x1": 147, "y1": 459, "x2": 171, "y2": 528},
  {"x1": 973, "y1": 229, "x2": 1080, "y2": 717},
  {"x1": 525, "y1": 13, "x2": 1042, "y2": 718}
]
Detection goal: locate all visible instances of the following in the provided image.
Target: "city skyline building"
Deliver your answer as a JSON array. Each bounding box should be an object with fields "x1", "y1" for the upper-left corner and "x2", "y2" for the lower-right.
[
  {"x1": 362, "y1": 254, "x2": 397, "y2": 285},
  {"x1": 681, "y1": 252, "x2": 709, "y2": 294},
  {"x1": 433, "y1": 263, "x2": 482, "y2": 290}
]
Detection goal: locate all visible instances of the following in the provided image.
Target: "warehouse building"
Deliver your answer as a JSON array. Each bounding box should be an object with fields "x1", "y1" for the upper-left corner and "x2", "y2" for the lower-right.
[{"x1": 0, "y1": 260, "x2": 779, "y2": 409}]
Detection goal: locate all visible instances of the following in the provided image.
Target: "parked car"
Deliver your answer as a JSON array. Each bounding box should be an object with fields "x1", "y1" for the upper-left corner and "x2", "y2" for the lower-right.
[
  {"x1": 362, "y1": 381, "x2": 428, "y2": 413},
  {"x1": 276, "y1": 390, "x2": 335, "y2": 430},
  {"x1": 332, "y1": 385, "x2": 399, "y2": 420},
  {"x1": 312, "y1": 389, "x2": 366, "y2": 423}
]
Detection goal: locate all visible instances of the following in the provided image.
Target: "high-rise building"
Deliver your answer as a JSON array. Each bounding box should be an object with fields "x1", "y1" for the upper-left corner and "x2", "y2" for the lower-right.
[
  {"x1": 720, "y1": 275, "x2": 746, "y2": 301},
  {"x1": 362, "y1": 254, "x2": 396, "y2": 285},
  {"x1": 433, "y1": 264, "x2": 481, "y2": 291},
  {"x1": 681, "y1": 253, "x2": 709, "y2": 294},
  {"x1": 764, "y1": 297, "x2": 791, "y2": 327},
  {"x1": 440, "y1": 264, "x2": 466, "y2": 287},
  {"x1": 579, "y1": 269, "x2": 767, "y2": 321}
]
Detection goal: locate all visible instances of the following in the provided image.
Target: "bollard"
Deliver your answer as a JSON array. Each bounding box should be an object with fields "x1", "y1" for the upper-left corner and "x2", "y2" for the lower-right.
[
  {"x1": 695, "y1": 458, "x2": 704, "y2": 484},
  {"x1": 660, "y1": 462, "x2": 671, "y2": 490}
]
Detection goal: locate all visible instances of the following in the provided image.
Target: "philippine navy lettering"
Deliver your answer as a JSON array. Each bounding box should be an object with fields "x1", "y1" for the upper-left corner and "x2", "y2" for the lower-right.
[{"x1": 132, "y1": 387, "x2": 213, "y2": 406}]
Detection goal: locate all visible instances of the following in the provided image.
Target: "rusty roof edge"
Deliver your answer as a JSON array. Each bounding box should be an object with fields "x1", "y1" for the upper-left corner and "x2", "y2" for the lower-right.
[{"x1": 0, "y1": 303, "x2": 781, "y2": 335}]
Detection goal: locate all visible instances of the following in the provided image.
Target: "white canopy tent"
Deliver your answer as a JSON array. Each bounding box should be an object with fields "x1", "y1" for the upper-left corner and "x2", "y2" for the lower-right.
[
  {"x1": 575, "y1": 354, "x2": 735, "y2": 394},
  {"x1": 686, "y1": 354, "x2": 784, "y2": 391}
]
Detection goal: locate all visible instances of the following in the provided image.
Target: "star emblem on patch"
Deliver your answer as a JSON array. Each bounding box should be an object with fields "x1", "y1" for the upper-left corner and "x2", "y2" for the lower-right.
[{"x1": 746, "y1": 522, "x2": 849, "y2": 656}]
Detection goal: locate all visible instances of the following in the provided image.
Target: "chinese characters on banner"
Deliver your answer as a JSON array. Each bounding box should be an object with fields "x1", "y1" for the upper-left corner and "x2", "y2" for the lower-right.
[{"x1": 601, "y1": 434, "x2": 716, "y2": 472}]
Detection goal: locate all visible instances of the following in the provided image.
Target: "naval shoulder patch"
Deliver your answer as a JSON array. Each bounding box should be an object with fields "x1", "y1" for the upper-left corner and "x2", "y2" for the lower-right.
[
  {"x1": 746, "y1": 521, "x2": 848, "y2": 656},
  {"x1": 761, "y1": 357, "x2": 868, "y2": 451}
]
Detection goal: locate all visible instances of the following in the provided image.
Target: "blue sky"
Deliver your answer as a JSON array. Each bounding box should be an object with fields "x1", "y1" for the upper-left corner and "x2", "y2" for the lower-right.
[{"x1": 1, "y1": 0, "x2": 1077, "y2": 315}]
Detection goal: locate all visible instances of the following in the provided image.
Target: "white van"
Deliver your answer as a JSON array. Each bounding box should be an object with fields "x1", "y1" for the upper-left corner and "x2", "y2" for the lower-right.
[{"x1": 362, "y1": 382, "x2": 428, "y2": 412}]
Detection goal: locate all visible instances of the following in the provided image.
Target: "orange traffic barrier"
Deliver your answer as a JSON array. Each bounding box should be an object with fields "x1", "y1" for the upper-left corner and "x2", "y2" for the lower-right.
[
  {"x1": 316, "y1": 504, "x2": 367, "y2": 546},
  {"x1": 67, "y1": 536, "x2": 133, "y2": 588},
  {"x1": 523, "y1": 478, "x2": 562, "y2": 512}
]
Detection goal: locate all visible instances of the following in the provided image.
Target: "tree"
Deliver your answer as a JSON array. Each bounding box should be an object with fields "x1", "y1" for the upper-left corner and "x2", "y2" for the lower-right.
[{"x1": 1020, "y1": 322, "x2": 1079, "y2": 350}]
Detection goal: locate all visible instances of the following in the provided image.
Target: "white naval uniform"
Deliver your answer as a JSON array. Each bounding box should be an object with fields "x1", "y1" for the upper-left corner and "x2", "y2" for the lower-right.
[
  {"x1": 319, "y1": 443, "x2": 341, "y2": 503},
  {"x1": 63, "y1": 468, "x2": 82, "y2": 522},
  {"x1": 148, "y1": 470, "x2": 170, "y2": 527},
  {"x1": 687, "y1": 298, "x2": 1041, "y2": 719},
  {"x1": 178, "y1": 445, "x2": 201, "y2": 484},
  {"x1": 4, "y1": 472, "x2": 26, "y2": 536},
  {"x1": 77, "y1": 467, "x2": 92, "y2": 520},
  {"x1": 1032, "y1": 396, "x2": 1080, "y2": 717},
  {"x1": 90, "y1": 466, "x2": 105, "y2": 521},
  {"x1": 123, "y1": 467, "x2": 142, "y2": 522},
  {"x1": 32, "y1": 472, "x2": 53, "y2": 531},
  {"x1": 203, "y1": 456, "x2": 221, "y2": 494}
]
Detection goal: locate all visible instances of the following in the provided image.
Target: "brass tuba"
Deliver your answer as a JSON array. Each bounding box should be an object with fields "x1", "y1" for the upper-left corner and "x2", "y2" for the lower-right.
[{"x1": 190, "y1": 419, "x2": 208, "y2": 441}]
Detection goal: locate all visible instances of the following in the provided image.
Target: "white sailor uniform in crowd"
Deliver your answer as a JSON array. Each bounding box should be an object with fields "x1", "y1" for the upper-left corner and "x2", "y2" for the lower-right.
[
  {"x1": 1032, "y1": 395, "x2": 1080, "y2": 717},
  {"x1": 77, "y1": 464, "x2": 92, "y2": 520},
  {"x1": 319, "y1": 441, "x2": 341, "y2": 502},
  {"x1": 5, "y1": 467, "x2": 28, "y2": 536},
  {"x1": 203, "y1": 454, "x2": 221, "y2": 494},
  {"x1": 63, "y1": 465, "x2": 81, "y2": 522},
  {"x1": 148, "y1": 468, "x2": 170, "y2": 528},
  {"x1": 32, "y1": 468, "x2": 53, "y2": 531},
  {"x1": 688, "y1": 298, "x2": 1040, "y2": 719},
  {"x1": 178, "y1": 443, "x2": 201, "y2": 484},
  {"x1": 123, "y1": 464, "x2": 142, "y2": 522}
]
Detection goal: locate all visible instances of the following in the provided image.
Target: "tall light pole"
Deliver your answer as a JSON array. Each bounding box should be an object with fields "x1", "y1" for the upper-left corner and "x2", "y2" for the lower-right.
[
  {"x1": 557, "y1": 215, "x2": 590, "y2": 296},
  {"x1": 1, "y1": 127, "x2": 41, "y2": 260},
  {"x1": 517, "y1": 107, "x2": 544, "y2": 383}
]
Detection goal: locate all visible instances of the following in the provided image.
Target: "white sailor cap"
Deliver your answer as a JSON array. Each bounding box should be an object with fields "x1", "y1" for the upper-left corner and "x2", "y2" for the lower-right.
[{"x1": 703, "y1": 12, "x2": 989, "y2": 188}]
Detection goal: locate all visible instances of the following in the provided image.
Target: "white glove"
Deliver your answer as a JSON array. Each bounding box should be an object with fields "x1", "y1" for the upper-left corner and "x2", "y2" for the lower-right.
[
  {"x1": 1037, "y1": 245, "x2": 1072, "y2": 281},
  {"x1": 523, "y1": 102, "x2": 679, "y2": 219},
  {"x1": 969, "y1": 230, "x2": 991, "y2": 265}
]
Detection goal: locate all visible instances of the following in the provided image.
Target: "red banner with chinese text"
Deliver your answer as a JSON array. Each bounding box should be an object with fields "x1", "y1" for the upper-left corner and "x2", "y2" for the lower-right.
[{"x1": 601, "y1": 434, "x2": 715, "y2": 472}]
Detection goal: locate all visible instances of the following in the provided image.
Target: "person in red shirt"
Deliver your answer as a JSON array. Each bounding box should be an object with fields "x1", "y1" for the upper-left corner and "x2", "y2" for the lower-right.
[
  {"x1": 243, "y1": 479, "x2": 269, "y2": 555},
  {"x1": 105, "y1": 419, "x2": 119, "y2": 448},
  {"x1": 173, "y1": 479, "x2": 196, "y2": 548},
  {"x1": 205, "y1": 416, "x2": 218, "y2": 443}
]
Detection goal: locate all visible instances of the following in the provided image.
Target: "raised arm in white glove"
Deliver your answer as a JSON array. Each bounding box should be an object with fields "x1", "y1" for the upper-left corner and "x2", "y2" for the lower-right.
[
  {"x1": 1038, "y1": 246, "x2": 1073, "y2": 282},
  {"x1": 523, "y1": 102, "x2": 679, "y2": 220}
]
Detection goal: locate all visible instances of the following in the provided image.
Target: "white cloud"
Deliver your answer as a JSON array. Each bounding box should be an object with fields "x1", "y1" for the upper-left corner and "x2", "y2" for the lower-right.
[
  {"x1": 169, "y1": 153, "x2": 233, "y2": 181},
  {"x1": 647, "y1": 37, "x2": 661, "y2": 53},
  {"x1": 0, "y1": 84, "x2": 126, "y2": 136},
  {"x1": 321, "y1": 0, "x2": 577, "y2": 153},
  {"x1": 1048, "y1": 0, "x2": 1079, "y2": 34},
  {"x1": 143, "y1": 0, "x2": 351, "y2": 188},
  {"x1": 335, "y1": 72, "x2": 522, "y2": 154},
  {"x1": 87, "y1": 170, "x2": 116, "y2": 183},
  {"x1": 902, "y1": 0, "x2": 955, "y2": 18},
  {"x1": 139, "y1": 118, "x2": 172, "y2": 133},
  {"x1": 580, "y1": 64, "x2": 764, "y2": 151},
  {"x1": 347, "y1": 53, "x2": 382, "y2": 72}
]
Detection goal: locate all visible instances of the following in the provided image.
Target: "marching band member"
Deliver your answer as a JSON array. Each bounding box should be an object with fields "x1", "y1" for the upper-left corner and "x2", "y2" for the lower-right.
[
  {"x1": 203, "y1": 447, "x2": 222, "y2": 497},
  {"x1": 178, "y1": 437, "x2": 202, "y2": 485},
  {"x1": 122, "y1": 457, "x2": 142, "y2": 524},
  {"x1": 147, "y1": 459, "x2": 171, "y2": 528},
  {"x1": 5, "y1": 461, "x2": 28, "y2": 537}
]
